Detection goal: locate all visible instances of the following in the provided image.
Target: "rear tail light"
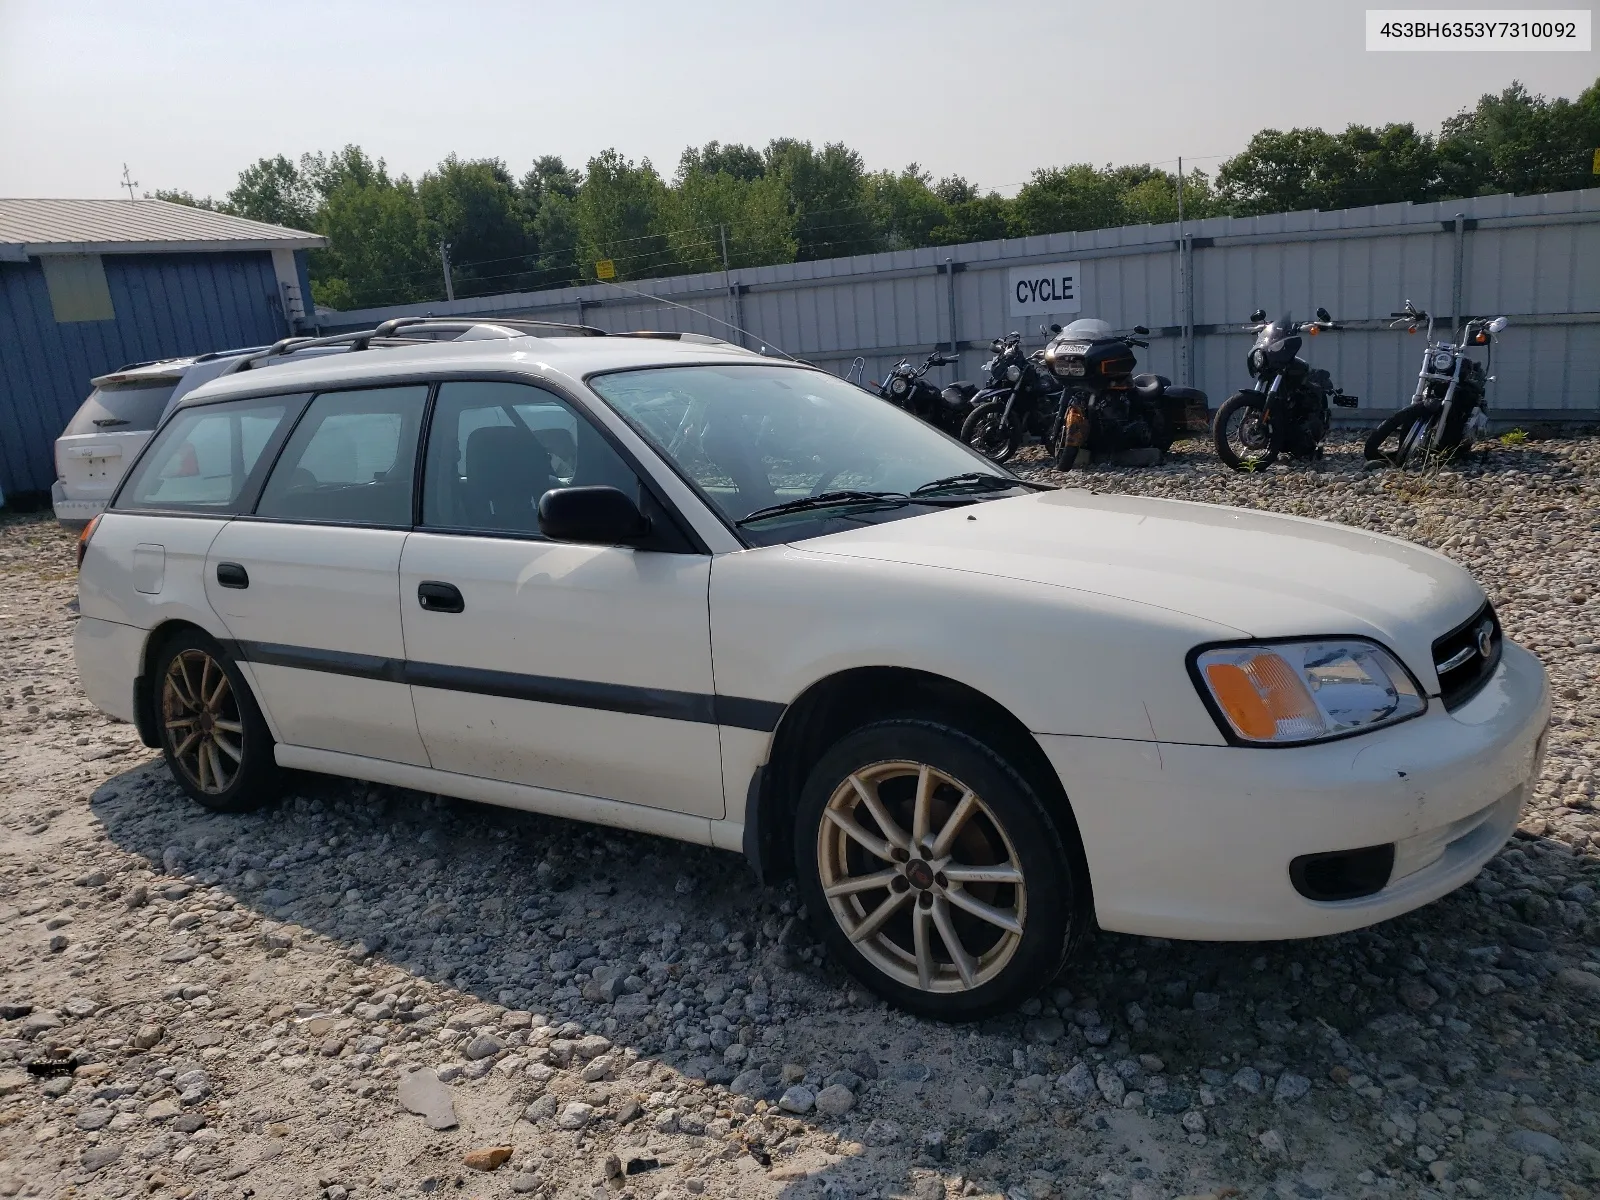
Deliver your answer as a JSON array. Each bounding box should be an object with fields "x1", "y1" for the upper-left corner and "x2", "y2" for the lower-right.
[{"x1": 77, "y1": 515, "x2": 101, "y2": 569}]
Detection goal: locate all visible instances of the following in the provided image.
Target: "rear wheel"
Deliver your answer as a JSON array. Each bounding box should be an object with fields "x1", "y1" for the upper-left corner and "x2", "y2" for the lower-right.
[
  {"x1": 795, "y1": 719, "x2": 1085, "y2": 1020},
  {"x1": 151, "y1": 629, "x2": 279, "y2": 813},
  {"x1": 1364, "y1": 404, "x2": 1434, "y2": 467},
  {"x1": 1213, "y1": 392, "x2": 1274, "y2": 471},
  {"x1": 960, "y1": 400, "x2": 1022, "y2": 463}
]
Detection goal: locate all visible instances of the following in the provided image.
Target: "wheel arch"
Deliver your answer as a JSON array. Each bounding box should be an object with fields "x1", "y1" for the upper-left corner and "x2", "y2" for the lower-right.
[
  {"x1": 132, "y1": 619, "x2": 257, "y2": 748},
  {"x1": 744, "y1": 666, "x2": 1091, "y2": 903}
]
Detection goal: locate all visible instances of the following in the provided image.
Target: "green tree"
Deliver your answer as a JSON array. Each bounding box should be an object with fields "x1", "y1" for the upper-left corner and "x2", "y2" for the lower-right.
[
  {"x1": 677, "y1": 141, "x2": 766, "y2": 183},
  {"x1": 224, "y1": 155, "x2": 317, "y2": 230},
  {"x1": 864, "y1": 165, "x2": 948, "y2": 251},
  {"x1": 530, "y1": 192, "x2": 581, "y2": 287},
  {"x1": 1118, "y1": 167, "x2": 1218, "y2": 226},
  {"x1": 668, "y1": 168, "x2": 796, "y2": 270},
  {"x1": 313, "y1": 160, "x2": 435, "y2": 308},
  {"x1": 576, "y1": 150, "x2": 672, "y2": 280},
  {"x1": 1013, "y1": 164, "x2": 1130, "y2": 234},
  {"x1": 764, "y1": 139, "x2": 879, "y2": 260},
  {"x1": 419, "y1": 155, "x2": 533, "y2": 296},
  {"x1": 1438, "y1": 78, "x2": 1600, "y2": 197},
  {"x1": 1216, "y1": 124, "x2": 1441, "y2": 214}
]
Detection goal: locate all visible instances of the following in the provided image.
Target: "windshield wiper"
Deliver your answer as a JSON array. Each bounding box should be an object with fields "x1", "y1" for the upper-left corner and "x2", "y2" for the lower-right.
[
  {"x1": 734, "y1": 489, "x2": 910, "y2": 526},
  {"x1": 910, "y1": 472, "x2": 1055, "y2": 496}
]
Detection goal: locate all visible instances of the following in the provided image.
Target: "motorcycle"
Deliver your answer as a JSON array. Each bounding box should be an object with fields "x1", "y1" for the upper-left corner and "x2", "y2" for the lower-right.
[
  {"x1": 873, "y1": 349, "x2": 978, "y2": 437},
  {"x1": 1212, "y1": 307, "x2": 1358, "y2": 470},
  {"x1": 959, "y1": 332, "x2": 1065, "y2": 462},
  {"x1": 1364, "y1": 301, "x2": 1508, "y2": 467},
  {"x1": 1042, "y1": 319, "x2": 1208, "y2": 469}
]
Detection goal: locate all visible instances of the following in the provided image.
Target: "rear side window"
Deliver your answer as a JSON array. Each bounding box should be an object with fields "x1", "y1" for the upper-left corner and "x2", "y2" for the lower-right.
[
  {"x1": 63, "y1": 380, "x2": 179, "y2": 436},
  {"x1": 117, "y1": 397, "x2": 295, "y2": 513},
  {"x1": 255, "y1": 386, "x2": 428, "y2": 526}
]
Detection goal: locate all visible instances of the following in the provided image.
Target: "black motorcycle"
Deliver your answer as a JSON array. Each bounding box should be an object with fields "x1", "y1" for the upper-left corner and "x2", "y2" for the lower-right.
[
  {"x1": 1364, "y1": 301, "x2": 1508, "y2": 467},
  {"x1": 1042, "y1": 319, "x2": 1208, "y2": 469},
  {"x1": 1212, "y1": 307, "x2": 1358, "y2": 470},
  {"x1": 959, "y1": 332, "x2": 1064, "y2": 463},
  {"x1": 873, "y1": 349, "x2": 977, "y2": 437}
]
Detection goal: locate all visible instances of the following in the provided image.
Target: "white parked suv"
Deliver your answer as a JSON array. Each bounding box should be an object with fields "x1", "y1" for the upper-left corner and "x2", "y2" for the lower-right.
[{"x1": 73, "y1": 319, "x2": 1550, "y2": 1018}]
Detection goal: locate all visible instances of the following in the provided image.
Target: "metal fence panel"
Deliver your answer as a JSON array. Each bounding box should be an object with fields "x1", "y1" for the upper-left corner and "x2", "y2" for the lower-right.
[{"x1": 320, "y1": 188, "x2": 1600, "y2": 420}]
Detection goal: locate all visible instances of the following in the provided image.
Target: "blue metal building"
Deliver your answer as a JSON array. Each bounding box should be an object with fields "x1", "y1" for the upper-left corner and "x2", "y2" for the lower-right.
[{"x1": 0, "y1": 199, "x2": 325, "y2": 501}]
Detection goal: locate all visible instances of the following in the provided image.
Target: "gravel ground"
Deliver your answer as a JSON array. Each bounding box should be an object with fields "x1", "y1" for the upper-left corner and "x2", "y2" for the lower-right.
[{"x1": 2, "y1": 434, "x2": 1599, "y2": 1200}]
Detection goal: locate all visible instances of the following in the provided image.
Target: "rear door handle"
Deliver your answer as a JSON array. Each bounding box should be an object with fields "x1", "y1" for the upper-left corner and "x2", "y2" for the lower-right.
[
  {"x1": 216, "y1": 562, "x2": 249, "y2": 589},
  {"x1": 417, "y1": 581, "x2": 464, "y2": 613}
]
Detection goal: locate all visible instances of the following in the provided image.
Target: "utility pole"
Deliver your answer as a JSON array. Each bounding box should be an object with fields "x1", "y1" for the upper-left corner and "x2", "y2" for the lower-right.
[
  {"x1": 439, "y1": 241, "x2": 455, "y2": 303},
  {"x1": 1176, "y1": 157, "x2": 1192, "y2": 387},
  {"x1": 121, "y1": 164, "x2": 139, "y2": 202},
  {"x1": 719, "y1": 224, "x2": 732, "y2": 282},
  {"x1": 719, "y1": 224, "x2": 743, "y2": 347}
]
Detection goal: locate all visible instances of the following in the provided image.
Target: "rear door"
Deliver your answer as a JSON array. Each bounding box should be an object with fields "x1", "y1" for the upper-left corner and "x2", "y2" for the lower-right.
[
  {"x1": 203, "y1": 385, "x2": 431, "y2": 767},
  {"x1": 398, "y1": 378, "x2": 725, "y2": 816}
]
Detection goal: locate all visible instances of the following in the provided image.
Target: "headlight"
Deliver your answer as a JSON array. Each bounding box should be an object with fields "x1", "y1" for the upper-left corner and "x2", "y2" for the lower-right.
[
  {"x1": 1192, "y1": 639, "x2": 1425, "y2": 746},
  {"x1": 1006, "y1": 364, "x2": 1022, "y2": 382},
  {"x1": 1431, "y1": 351, "x2": 1454, "y2": 371},
  {"x1": 890, "y1": 378, "x2": 907, "y2": 394},
  {"x1": 1249, "y1": 348, "x2": 1265, "y2": 371}
]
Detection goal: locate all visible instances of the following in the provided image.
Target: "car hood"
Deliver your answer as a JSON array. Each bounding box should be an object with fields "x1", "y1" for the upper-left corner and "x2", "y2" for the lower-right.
[{"x1": 798, "y1": 488, "x2": 1485, "y2": 691}]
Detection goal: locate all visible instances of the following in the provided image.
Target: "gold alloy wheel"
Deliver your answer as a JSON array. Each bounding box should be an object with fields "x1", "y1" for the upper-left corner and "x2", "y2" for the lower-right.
[
  {"x1": 817, "y1": 760, "x2": 1027, "y2": 993},
  {"x1": 161, "y1": 649, "x2": 244, "y2": 795}
]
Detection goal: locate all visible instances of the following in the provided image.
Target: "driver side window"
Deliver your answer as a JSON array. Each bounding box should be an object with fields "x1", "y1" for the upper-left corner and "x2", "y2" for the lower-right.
[{"x1": 421, "y1": 380, "x2": 640, "y2": 536}]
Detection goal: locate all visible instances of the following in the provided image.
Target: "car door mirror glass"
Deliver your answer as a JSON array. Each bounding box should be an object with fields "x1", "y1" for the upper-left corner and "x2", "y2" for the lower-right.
[{"x1": 538, "y1": 486, "x2": 651, "y2": 545}]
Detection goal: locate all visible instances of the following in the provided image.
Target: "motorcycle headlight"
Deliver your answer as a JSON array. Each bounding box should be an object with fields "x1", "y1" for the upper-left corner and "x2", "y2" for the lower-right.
[
  {"x1": 1249, "y1": 348, "x2": 1265, "y2": 371},
  {"x1": 890, "y1": 378, "x2": 907, "y2": 394},
  {"x1": 1431, "y1": 351, "x2": 1454, "y2": 371},
  {"x1": 1191, "y1": 639, "x2": 1425, "y2": 746},
  {"x1": 1006, "y1": 364, "x2": 1022, "y2": 382}
]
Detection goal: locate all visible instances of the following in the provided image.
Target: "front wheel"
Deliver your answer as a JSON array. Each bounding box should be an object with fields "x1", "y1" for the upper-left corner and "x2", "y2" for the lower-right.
[
  {"x1": 1364, "y1": 404, "x2": 1434, "y2": 467},
  {"x1": 794, "y1": 719, "x2": 1086, "y2": 1020},
  {"x1": 1212, "y1": 392, "x2": 1275, "y2": 471},
  {"x1": 960, "y1": 400, "x2": 1022, "y2": 463},
  {"x1": 151, "y1": 629, "x2": 280, "y2": 812}
]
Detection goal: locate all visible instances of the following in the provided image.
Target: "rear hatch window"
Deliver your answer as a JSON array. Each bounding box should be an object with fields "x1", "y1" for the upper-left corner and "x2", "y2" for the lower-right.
[{"x1": 63, "y1": 379, "x2": 181, "y2": 436}]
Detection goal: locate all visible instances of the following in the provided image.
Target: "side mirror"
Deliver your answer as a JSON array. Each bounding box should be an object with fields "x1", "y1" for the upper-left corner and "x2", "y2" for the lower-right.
[
  {"x1": 1316, "y1": 307, "x2": 1331, "y2": 323},
  {"x1": 1488, "y1": 316, "x2": 1508, "y2": 333},
  {"x1": 1049, "y1": 323, "x2": 1062, "y2": 334},
  {"x1": 1250, "y1": 309, "x2": 1266, "y2": 323},
  {"x1": 538, "y1": 486, "x2": 651, "y2": 546},
  {"x1": 1133, "y1": 325, "x2": 1149, "y2": 335}
]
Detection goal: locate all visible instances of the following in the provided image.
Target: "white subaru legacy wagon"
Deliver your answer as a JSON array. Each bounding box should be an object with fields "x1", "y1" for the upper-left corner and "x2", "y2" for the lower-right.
[{"x1": 74, "y1": 319, "x2": 1550, "y2": 1019}]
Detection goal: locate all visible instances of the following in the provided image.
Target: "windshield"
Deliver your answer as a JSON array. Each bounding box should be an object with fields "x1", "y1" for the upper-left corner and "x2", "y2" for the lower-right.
[
  {"x1": 588, "y1": 364, "x2": 1021, "y2": 545},
  {"x1": 1255, "y1": 314, "x2": 1294, "y2": 347}
]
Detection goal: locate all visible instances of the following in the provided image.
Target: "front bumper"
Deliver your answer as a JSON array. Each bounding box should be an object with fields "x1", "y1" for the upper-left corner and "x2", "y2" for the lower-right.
[{"x1": 1043, "y1": 640, "x2": 1550, "y2": 941}]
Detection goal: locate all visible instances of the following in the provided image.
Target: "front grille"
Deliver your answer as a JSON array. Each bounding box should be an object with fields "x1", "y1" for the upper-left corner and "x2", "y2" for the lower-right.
[{"x1": 1432, "y1": 602, "x2": 1502, "y2": 711}]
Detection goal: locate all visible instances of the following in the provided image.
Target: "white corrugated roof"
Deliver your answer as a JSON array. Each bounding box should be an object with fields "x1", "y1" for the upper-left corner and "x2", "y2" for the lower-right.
[{"x1": 0, "y1": 198, "x2": 326, "y2": 257}]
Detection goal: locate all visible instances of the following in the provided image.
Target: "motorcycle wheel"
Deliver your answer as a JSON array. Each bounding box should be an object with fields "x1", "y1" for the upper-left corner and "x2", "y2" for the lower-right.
[
  {"x1": 1364, "y1": 404, "x2": 1434, "y2": 467},
  {"x1": 1213, "y1": 392, "x2": 1275, "y2": 471},
  {"x1": 961, "y1": 400, "x2": 1022, "y2": 463}
]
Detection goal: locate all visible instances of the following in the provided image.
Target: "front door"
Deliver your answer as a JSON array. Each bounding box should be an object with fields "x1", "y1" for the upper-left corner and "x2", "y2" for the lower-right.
[
  {"x1": 205, "y1": 384, "x2": 431, "y2": 766},
  {"x1": 398, "y1": 379, "x2": 725, "y2": 817}
]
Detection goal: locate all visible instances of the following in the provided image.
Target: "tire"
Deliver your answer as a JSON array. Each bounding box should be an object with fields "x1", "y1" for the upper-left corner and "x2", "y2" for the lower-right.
[
  {"x1": 960, "y1": 400, "x2": 1022, "y2": 464},
  {"x1": 1364, "y1": 404, "x2": 1433, "y2": 467},
  {"x1": 1212, "y1": 391, "x2": 1274, "y2": 471},
  {"x1": 149, "y1": 628, "x2": 280, "y2": 813},
  {"x1": 794, "y1": 719, "x2": 1086, "y2": 1020}
]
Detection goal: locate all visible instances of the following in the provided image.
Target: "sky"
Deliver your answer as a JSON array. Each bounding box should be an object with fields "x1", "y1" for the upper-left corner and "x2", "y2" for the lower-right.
[{"x1": 1, "y1": 0, "x2": 1596, "y2": 201}]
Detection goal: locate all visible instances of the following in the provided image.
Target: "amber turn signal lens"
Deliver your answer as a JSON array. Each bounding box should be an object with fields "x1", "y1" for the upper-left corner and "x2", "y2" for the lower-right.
[
  {"x1": 1204, "y1": 662, "x2": 1276, "y2": 740},
  {"x1": 76, "y1": 515, "x2": 101, "y2": 570},
  {"x1": 1203, "y1": 650, "x2": 1322, "y2": 743}
]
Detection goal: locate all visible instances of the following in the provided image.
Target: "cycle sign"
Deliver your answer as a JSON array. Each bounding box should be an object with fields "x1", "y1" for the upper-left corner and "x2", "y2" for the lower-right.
[{"x1": 1009, "y1": 261, "x2": 1082, "y2": 317}]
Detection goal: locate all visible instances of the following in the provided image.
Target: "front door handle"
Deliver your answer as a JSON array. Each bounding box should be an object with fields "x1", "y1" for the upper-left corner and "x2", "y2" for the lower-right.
[
  {"x1": 417, "y1": 581, "x2": 464, "y2": 613},
  {"x1": 216, "y1": 562, "x2": 249, "y2": 589}
]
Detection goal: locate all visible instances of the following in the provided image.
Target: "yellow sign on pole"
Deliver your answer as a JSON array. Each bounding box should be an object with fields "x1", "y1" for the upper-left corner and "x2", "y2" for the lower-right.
[
  {"x1": 1592, "y1": 148, "x2": 1600, "y2": 174},
  {"x1": 595, "y1": 259, "x2": 616, "y2": 280}
]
